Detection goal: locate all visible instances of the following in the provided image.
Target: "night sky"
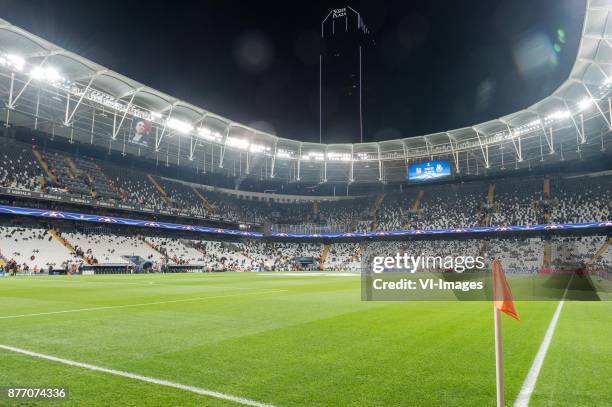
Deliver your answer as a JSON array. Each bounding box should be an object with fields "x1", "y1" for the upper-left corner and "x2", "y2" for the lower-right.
[{"x1": 1, "y1": 0, "x2": 584, "y2": 144}]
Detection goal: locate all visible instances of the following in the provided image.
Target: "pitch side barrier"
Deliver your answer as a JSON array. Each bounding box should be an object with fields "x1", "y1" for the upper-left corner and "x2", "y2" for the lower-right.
[{"x1": 0, "y1": 204, "x2": 611, "y2": 241}]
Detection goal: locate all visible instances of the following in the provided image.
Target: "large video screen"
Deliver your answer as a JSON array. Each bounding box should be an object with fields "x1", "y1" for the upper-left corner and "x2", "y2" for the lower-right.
[{"x1": 408, "y1": 160, "x2": 452, "y2": 182}]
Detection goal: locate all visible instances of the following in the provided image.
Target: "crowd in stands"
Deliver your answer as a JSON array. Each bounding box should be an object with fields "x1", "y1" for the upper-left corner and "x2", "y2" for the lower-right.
[
  {"x1": 145, "y1": 236, "x2": 204, "y2": 265},
  {"x1": 43, "y1": 151, "x2": 91, "y2": 196},
  {"x1": 374, "y1": 189, "x2": 419, "y2": 231},
  {"x1": 412, "y1": 182, "x2": 486, "y2": 230},
  {"x1": 0, "y1": 144, "x2": 44, "y2": 191},
  {"x1": 2, "y1": 216, "x2": 609, "y2": 275},
  {"x1": 100, "y1": 163, "x2": 167, "y2": 211},
  {"x1": 489, "y1": 177, "x2": 542, "y2": 226},
  {"x1": 0, "y1": 225, "x2": 75, "y2": 273},
  {"x1": 0, "y1": 141, "x2": 611, "y2": 241},
  {"x1": 75, "y1": 158, "x2": 120, "y2": 200},
  {"x1": 551, "y1": 176, "x2": 612, "y2": 224}
]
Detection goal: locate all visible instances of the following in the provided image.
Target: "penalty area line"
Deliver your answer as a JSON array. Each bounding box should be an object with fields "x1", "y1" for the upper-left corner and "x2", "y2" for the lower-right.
[
  {"x1": 513, "y1": 274, "x2": 574, "y2": 407},
  {"x1": 0, "y1": 289, "x2": 288, "y2": 320},
  {"x1": 0, "y1": 343, "x2": 275, "y2": 407}
]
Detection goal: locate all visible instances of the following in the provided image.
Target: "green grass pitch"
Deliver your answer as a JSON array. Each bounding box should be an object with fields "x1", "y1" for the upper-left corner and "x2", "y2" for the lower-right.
[{"x1": 0, "y1": 272, "x2": 610, "y2": 406}]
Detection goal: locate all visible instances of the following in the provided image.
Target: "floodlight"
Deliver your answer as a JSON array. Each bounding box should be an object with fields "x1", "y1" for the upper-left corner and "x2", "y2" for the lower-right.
[
  {"x1": 6, "y1": 54, "x2": 25, "y2": 71},
  {"x1": 578, "y1": 97, "x2": 593, "y2": 111},
  {"x1": 547, "y1": 110, "x2": 571, "y2": 120},
  {"x1": 227, "y1": 137, "x2": 249, "y2": 149},
  {"x1": 166, "y1": 118, "x2": 193, "y2": 134},
  {"x1": 30, "y1": 66, "x2": 45, "y2": 79},
  {"x1": 276, "y1": 150, "x2": 292, "y2": 159},
  {"x1": 250, "y1": 143, "x2": 270, "y2": 153},
  {"x1": 30, "y1": 66, "x2": 62, "y2": 82}
]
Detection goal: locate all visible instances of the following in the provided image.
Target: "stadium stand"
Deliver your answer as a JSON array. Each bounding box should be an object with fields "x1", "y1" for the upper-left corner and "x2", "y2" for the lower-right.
[
  {"x1": 489, "y1": 176, "x2": 542, "y2": 226},
  {"x1": 43, "y1": 151, "x2": 92, "y2": 197},
  {"x1": 0, "y1": 133, "x2": 611, "y2": 276},
  {"x1": 100, "y1": 163, "x2": 167, "y2": 211},
  {"x1": 74, "y1": 158, "x2": 120, "y2": 200},
  {"x1": 0, "y1": 225, "x2": 73, "y2": 272},
  {"x1": 0, "y1": 156, "x2": 607, "y2": 230},
  {"x1": 0, "y1": 210, "x2": 610, "y2": 274},
  {"x1": 410, "y1": 182, "x2": 486, "y2": 229},
  {"x1": 0, "y1": 143, "x2": 45, "y2": 191},
  {"x1": 2, "y1": 134, "x2": 612, "y2": 237},
  {"x1": 145, "y1": 236, "x2": 205, "y2": 264},
  {"x1": 550, "y1": 175, "x2": 612, "y2": 224}
]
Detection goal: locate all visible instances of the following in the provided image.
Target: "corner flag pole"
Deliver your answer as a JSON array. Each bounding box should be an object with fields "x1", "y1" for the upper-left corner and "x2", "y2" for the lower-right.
[
  {"x1": 491, "y1": 259, "x2": 520, "y2": 407},
  {"x1": 494, "y1": 305, "x2": 504, "y2": 407}
]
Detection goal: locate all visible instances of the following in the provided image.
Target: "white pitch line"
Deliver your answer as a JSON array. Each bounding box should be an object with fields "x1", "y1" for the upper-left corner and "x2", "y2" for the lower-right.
[
  {"x1": 0, "y1": 290, "x2": 287, "y2": 320},
  {"x1": 256, "y1": 272, "x2": 359, "y2": 277},
  {"x1": 0, "y1": 343, "x2": 274, "y2": 407},
  {"x1": 513, "y1": 274, "x2": 574, "y2": 407},
  {"x1": 8, "y1": 279, "x2": 160, "y2": 286},
  {"x1": 8, "y1": 279, "x2": 267, "y2": 290}
]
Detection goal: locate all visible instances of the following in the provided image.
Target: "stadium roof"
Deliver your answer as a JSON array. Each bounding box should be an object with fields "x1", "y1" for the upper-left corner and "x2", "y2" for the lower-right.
[{"x1": 1, "y1": 0, "x2": 612, "y2": 183}]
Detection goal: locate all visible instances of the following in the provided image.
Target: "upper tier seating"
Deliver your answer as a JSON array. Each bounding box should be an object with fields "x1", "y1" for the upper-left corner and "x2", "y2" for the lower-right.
[{"x1": 0, "y1": 143, "x2": 44, "y2": 191}]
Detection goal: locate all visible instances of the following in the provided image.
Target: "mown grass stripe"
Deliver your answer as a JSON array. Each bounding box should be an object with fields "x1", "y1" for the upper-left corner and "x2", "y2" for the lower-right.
[
  {"x1": 0, "y1": 343, "x2": 275, "y2": 406},
  {"x1": 0, "y1": 289, "x2": 288, "y2": 319}
]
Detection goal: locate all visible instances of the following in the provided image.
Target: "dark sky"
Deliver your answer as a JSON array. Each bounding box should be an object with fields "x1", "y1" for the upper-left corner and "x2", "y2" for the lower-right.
[{"x1": 1, "y1": 0, "x2": 584, "y2": 143}]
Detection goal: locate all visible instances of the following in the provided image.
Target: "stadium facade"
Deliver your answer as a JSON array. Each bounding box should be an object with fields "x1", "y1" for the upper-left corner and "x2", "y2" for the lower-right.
[{"x1": 0, "y1": 0, "x2": 611, "y2": 187}]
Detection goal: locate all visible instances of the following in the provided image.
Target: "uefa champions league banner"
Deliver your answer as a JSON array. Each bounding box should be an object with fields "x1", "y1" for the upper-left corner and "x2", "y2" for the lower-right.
[
  {"x1": 0, "y1": 204, "x2": 263, "y2": 237},
  {"x1": 0, "y1": 187, "x2": 258, "y2": 225},
  {"x1": 0, "y1": 203, "x2": 610, "y2": 239}
]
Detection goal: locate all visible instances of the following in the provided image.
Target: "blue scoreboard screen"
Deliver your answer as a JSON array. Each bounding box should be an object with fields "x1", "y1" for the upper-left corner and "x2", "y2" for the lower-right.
[{"x1": 407, "y1": 160, "x2": 452, "y2": 182}]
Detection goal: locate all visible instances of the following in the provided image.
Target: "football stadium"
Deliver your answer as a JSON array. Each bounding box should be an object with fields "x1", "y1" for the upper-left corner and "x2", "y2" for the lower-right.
[{"x1": 0, "y1": 1, "x2": 611, "y2": 406}]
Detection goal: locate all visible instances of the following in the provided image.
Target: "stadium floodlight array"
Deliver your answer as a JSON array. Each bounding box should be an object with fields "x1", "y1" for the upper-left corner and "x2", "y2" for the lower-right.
[
  {"x1": 166, "y1": 118, "x2": 194, "y2": 134},
  {"x1": 0, "y1": 50, "x2": 273, "y2": 158},
  {"x1": 197, "y1": 127, "x2": 223, "y2": 142},
  {"x1": 0, "y1": 53, "x2": 25, "y2": 71},
  {"x1": 276, "y1": 149, "x2": 295, "y2": 159},
  {"x1": 29, "y1": 65, "x2": 63, "y2": 82},
  {"x1": 0, "y1": 48, "x2": 605, "y2": 159},
  {"x1": 226, "y1": 136, "x2": 250, "y2": 150},
  {"x1": 355, "y1": 152, "x2": 372, "y2": 161},
  {"x1": 301, "y1": 151, "x2": 325, "y2": 161},
  {"x1": 326, "y1": 152, "x2": 352, "y2": 162},
  {"x1": 0, "y1": 52, "x2": 157, "y2": 123},
  {"x1": 578, "y1": 97, "x2": 594, "y2": 111},
  {"x1": 250, "y1": 143, "x2": 271, "y2": 153}
]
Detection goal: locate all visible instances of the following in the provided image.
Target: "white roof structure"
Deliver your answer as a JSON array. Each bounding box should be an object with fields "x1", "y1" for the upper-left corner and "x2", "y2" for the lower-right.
[{"x1": 1, "y1": 0, "x2": 612, "y2": 184}]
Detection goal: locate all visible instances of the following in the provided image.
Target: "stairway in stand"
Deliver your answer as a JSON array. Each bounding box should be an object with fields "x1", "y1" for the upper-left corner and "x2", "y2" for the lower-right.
[
  {"x1": 369, "y1": 194, "x2": 386, "y2": 231},
  {"x1": 147, "y1": 175, "x2": 173, "y2": 205},
  {"x1": 141, "y1": 236, "x2": 167, "y2": 258},
  {"x1": 589, "y1": 237, "x2": 612, "y2": 265},
  {"x1": 411, "y1": 190, "x2": 424, "y2": 211},
  {"x1": 543, "y1": 240, "x2": 552, "y2": 268},
  {"x1": 320, "y1": 244, "x2": 330, "y2": 270},
  {"x1": 32, "y1": 148, "x2": 59, "y2": 184},
  {"x1": 67, "y1": 157, "x2": 96, "y2": 198},
  {"x1": 191, "y1": 186, "x2": 215, "y2": 214},
  {"x1": 484, "y1": 183, "x2": 495, "y2": 226},
  {"x1": 543, "y1": 176, "x2": 551, "y2": 199},
  {"x1": 48, "y1": 229, "x2": 84, "y2": 261}
]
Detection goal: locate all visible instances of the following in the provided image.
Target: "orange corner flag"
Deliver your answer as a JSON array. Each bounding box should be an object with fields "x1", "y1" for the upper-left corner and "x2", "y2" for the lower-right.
[{"x1": 492, "y1": 259, "x2": 519, "y2": 320}]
